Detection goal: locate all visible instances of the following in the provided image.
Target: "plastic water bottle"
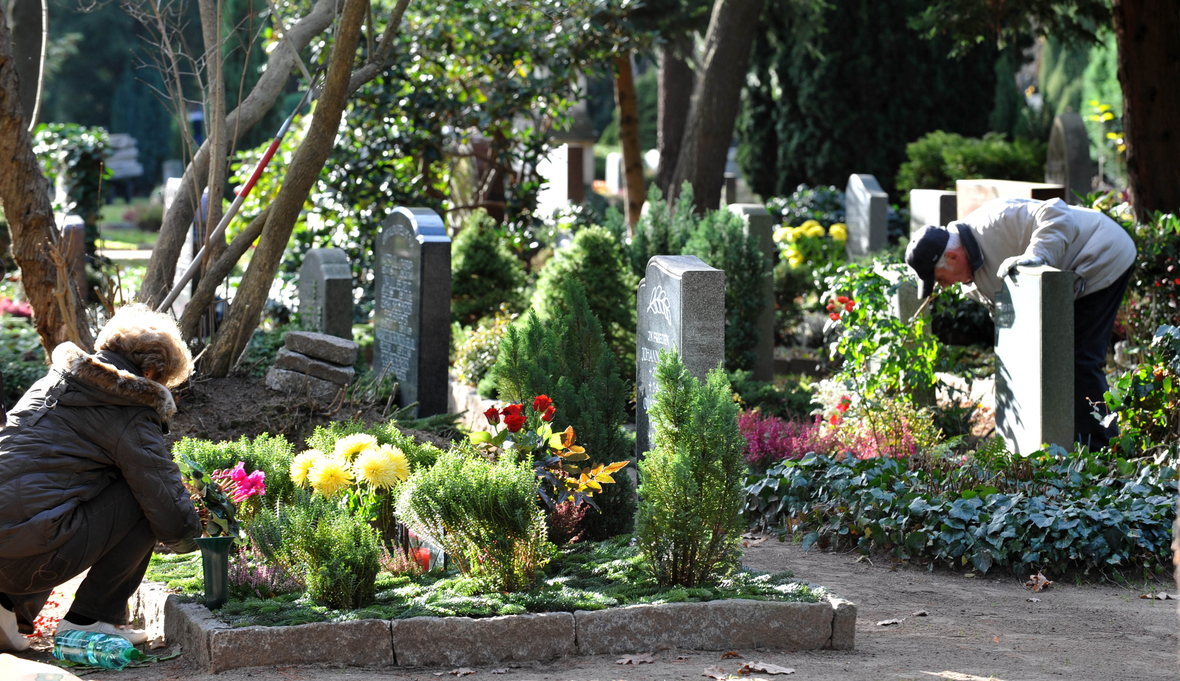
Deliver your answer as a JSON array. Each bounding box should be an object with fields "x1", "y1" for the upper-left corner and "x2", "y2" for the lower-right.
[{"x1": 53, "y1": 630, "x2": 145, "y2": 669}]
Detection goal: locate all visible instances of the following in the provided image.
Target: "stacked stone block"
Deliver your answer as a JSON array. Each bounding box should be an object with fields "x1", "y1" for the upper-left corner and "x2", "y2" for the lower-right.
[{"x1": 265, "y1": 331, "x2": 358, "y2": 404}]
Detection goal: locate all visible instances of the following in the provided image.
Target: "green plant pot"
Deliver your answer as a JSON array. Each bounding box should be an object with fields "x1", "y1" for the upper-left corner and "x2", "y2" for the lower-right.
[{"x1": 195, "y1": 536, "x2": 235, "y2": 609}]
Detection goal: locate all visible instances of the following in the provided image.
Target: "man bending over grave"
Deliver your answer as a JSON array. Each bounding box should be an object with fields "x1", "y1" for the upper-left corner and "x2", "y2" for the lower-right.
[
  {"x1": 906, "y1": 197, "x2": 1136, "y2": 450},
  {"x1": 0, "y1": 305, "x2": 201, "y2": 652}
]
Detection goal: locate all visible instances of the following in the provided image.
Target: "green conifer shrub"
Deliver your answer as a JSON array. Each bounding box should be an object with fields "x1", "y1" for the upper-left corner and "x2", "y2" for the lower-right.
[
  {"x1": 493, "y1": 280, "x2": 636, "y2": 540},
  {"x1": 451, "y1": 209, "x2": 527, "y2": 327},
  {"x1": 531, "y1": 226, "x2": 637, "y2": 372},
  {"x1": 396, "y1": 447, "x2": 551, "y2": 591},
  {"x1": 682, "y1": 207, "x2": 768, "y2": 373},
  {"x1": 896, "y1": 131, "x2": 1048, "y2": 198},
  {"x1": 636, "y1": 351, "x2": 746, "y2": 587},
  {"x1": 243, "y1": 494, "x2": 381, "y2": 609},
  {"x1": 171, "y1": 434, "x2": 297, "y2": 502}
]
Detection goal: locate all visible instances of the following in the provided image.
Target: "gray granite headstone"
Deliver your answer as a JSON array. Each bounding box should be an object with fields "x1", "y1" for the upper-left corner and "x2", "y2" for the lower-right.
[
  {"x1": 373, "y1": 207, "x2": 452, "y2": 417},
  {"x1": 845, "y1": 174, "x2": 888, "y2": 257},
  {"x1": 1045, "y1": 113, "x2": 1092, "y2": 205},
  {"x1": 908, "y1": 189, "x2": 957, "y2": 235},
  {"x1": 636, "y1": 255, "x2": 725, "y2": 457},
  {"x1": 994, "y1": 265, "x2": 1075, "y2": 454},
  {"x1": 298, "y1": 248, "x2": 353, "y2": 339},
  {"x1": 728, "y1": 204, "x2": 775, "y2": 382}
]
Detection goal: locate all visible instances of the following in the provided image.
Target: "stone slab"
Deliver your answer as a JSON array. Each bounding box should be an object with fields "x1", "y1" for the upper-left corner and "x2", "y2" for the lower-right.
[
  {"x1": 1045, "y1": 113, "x2": 1092, "y2": 205},
  {"x1": 448, "y1": 376, "x2": 498, "y2": 433},
  {"x1": 208, "y1": 619, "x2": 393, "y2": 673},
  {"x1": 728, "y1": 204, "x2": 776, "y2": 382},
  {"x1": 956, "y1": 179, "x2": 1066, "y2": 220},
  {"x1": 574, "y1": 599, "x2": 834, "y2": 655},
  {"x1": 391, "y1": 612, "x2": 575, "y2": 667},
  {"x1": 265, "y1": 366, "x2": 345, "y2": 405},
  {"x1": 827, "y1": 598, "x2": 856, "y2": 650},
  {"x1": 845, "y1": 174, "x2": 888, "y2": 256},
  {"x1": 275, "y1": 347, "x2": 355, "y2": 386},
  {"x1": 284, "y1": 330, "x2": 359, "y2": 366},
  {"x1": 909, "y1": 189, "x2": 957, "y2": 234},
  {"x1": 298, "y1": 247, "x2": 354, "y2": 339}
]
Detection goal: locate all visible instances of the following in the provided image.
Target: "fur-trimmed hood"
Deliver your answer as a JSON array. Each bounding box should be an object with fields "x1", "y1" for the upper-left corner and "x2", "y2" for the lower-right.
[{"x1": 51, "y1": 342, "x2": 177, "y2": 420}]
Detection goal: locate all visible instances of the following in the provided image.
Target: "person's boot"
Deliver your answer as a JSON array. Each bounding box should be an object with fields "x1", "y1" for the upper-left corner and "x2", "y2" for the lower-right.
[{"x1": 0, "y1": 601, "x2": 31, "y2": 652}]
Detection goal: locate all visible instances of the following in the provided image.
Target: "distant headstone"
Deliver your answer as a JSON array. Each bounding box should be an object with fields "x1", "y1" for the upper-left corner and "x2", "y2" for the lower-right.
[
  {"x1": 1045, "y1": 113, "x2": 1092, "y2": 204},
  {"x1": 59, "y1": 215, "x2": 86, "y2": 299},
  {"x1": 535, "y1": 145, "x2": 571, "y2": 218},
  {"x1": 844, "y1": 174, "x2": 888, "y2": 256},
  {"x1": 636, "y1": 255, "x2": 725, "y2": 457},
  {"x1": 994, "y1": 265, "x2": 1075, "y2": 454},
  {"x1": 605, "y1": 152, "x2": 623, "y2": 195},
  {"x1": 724, "y1": 173, "x2": 737, "y2": 206},
  {"x1": 106, "y1": 133, "x2": 143, "y2": 179},
  {"x1": 909, "y1": 190, "x2": 957, "y2": 235},
  {"x1": 956, "y1": 180, "x2": 1066, "y2": 219},
  {"x1": 373, "y1": 207, "x2": 452, "y2": 417},
  {"x1": 298, "y1": 248, "x2": 353, "y2": 339},
  {"x1": 162, "y1": 159, "x2": 184, "y2": 181},
  {"x1": 728, "y1": 204, "x2": 775, "y2": 382}
]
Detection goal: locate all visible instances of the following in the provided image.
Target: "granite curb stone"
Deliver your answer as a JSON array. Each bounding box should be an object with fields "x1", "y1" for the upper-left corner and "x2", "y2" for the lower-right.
[
  {"x1": 574, "y1": 599, "x2": 833, "y2": 655},
  {"x1": 275, "y1": 347, "x2": 356, "y2": 385},
  {"x1": 391, "y1": 612, "x2": 575, "y2": 667},
  {"x1": 827, "y1": 598, "x2": 857, "y2": 650},
  {"x1": 284, "y1": 330, "x2": 359, "y2": 366},
  {"x1": 209, "y1": 619, "x2": 393, "y2": 672}
]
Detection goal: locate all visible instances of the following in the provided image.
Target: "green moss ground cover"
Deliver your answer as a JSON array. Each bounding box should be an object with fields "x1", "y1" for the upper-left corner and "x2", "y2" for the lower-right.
[{"x1": 146, "y1": 536, "x2": 827, "y2": 628}]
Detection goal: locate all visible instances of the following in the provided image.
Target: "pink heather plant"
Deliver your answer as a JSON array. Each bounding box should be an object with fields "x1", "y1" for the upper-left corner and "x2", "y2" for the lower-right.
[
  {"x1": 228, "y1": 549, "x2": 302, "y2": 600},
  {"x1": 738, "y1": 411, "x2": 842, "y2": 468}
]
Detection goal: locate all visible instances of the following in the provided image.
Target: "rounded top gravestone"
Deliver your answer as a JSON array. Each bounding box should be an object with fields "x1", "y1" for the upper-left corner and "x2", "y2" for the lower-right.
[{"x1": 1045, "y1": 113, "x2": 1093, "y2": 205}]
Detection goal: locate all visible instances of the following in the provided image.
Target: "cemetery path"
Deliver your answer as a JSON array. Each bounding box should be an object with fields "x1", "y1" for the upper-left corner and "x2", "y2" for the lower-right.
[{"x1": 100, "y1": 538, "x2": 1179, "y2": 681}]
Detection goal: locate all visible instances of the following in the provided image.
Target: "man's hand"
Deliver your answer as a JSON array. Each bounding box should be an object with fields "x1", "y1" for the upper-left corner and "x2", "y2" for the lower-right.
[{"x1": 998, "y1": 255, "x2": 1045, "y2": 278}]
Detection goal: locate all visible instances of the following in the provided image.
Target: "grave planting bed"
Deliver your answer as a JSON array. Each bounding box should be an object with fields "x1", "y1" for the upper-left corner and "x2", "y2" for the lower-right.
[{"x1": 131, "y1": 581, "x2": 855, "y2": 673}]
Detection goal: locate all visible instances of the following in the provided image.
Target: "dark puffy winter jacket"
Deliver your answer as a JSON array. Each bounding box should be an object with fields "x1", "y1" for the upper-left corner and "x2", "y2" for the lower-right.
[{"x1": 0, "y1": 342, "x2": 200, "y2": 558}]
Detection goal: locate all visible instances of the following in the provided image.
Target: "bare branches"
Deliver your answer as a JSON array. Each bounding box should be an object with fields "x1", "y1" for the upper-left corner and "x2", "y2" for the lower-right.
[{"x1": 346, "y1": 0, "x2": 409, "y2": 93}]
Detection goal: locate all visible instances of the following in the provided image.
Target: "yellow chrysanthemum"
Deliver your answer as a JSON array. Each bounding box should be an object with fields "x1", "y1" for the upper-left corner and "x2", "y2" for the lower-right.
[
  {"x1": 829, "y1": 223, "x2": 848, "y2": 242},
  {"x1": 332, "y1": 433, "x2": 378, "y2": 461},
  {"x1": 773, "y1": 226, "x2": 792, "y2": 243},
  {"x1": 799, "y1": 219, "x2": 821, "y2": 229},
  {"x1": 290, "y1": 450, "x2": 323, "y2": 487},
  {"x1": 805, "y1": 224, "x2": 826, "y2": 238},
  {"x1": 353, "y1": 444, "x2": 410, "y2": 489},
  {"x1": 788, "y1": 256, "x2": 804, "y2": 268},
  {"x1": 308, "y1": 456, "x2": 354, "y2": 497}
]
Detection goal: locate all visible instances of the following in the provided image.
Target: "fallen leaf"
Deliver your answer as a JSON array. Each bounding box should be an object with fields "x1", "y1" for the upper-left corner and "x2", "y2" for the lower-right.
[
  {"x1": 702, "y1": 665, "x2": 728, "y2": 679},
  {"x1": 1140, "y1": 592, "x2": 1178, "y2": 600},
  {"x1": 739, "y1": 662, "x2": 796, "y2": 675},
  {"x1": 147, "y1": 634, "x2": 168, "y2": 650},
  {"x1": 617, "y1": 653, "x2": 657, "y2": 665},
  {"x1": 1026, "y1": 597, "x2": 1041, "y2": 603},
  {"x1": 876, "y1": 617, "x2": 905, "y2": 626},
  {"x1": 963, "y1": 572, "x2": 976, "y2": 578},
  {"x1": 1025, "y1": 572, "x2": 1053, "y2": 592},
  {"x1": 992, "y1": 636, "x2": 1000, "y2": 643},
  {"x1": 722, "y1": 651, "x2": 742, "y2": 659},
  {"x1": 912, "y1": 610, "x2": 929, "y2": 617},
  {"x1": 491, "y1": 670, "x2": 508, "y2": 675},
  {"x1": 450, "y1": 669, "x2": 476, "y2": 677}
]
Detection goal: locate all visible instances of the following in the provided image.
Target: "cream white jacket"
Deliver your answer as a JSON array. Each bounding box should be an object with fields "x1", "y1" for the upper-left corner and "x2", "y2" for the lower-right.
[{"x1": 959, "y1": 198, "x2": 1136, "y2": 306}]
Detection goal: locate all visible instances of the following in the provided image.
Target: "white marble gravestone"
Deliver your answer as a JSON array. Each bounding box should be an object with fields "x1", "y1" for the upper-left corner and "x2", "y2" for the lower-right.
[
  {"x1": 636, "y1": 256, "x2": 725, "y2": 457},
  {"x1": 994, "y1": 265, "x2": 1075, "y2": 454}
]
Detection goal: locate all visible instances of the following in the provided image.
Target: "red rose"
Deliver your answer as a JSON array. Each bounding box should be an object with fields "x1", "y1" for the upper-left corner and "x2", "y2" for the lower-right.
[
  {"x1": 484, "y1": 406, "x2": 500, "y2": 425},
  {"x1": 829, "y1": 414, "x2": 840, "y2": 425},
  {"x1": 533, "y1": 395, "x2": 553, "y2": 414},
  {"x1": 542, "y1": 405, "x2": 556, "y2": 422},
  {"x1": 504, "y1": 413, "x2": 527, "y2": 433},
  {"x1": 836, "y1": 296, "x2": 849, "y2": 304},
  {"x1": 837, "y1": 396, "x2": 851, "y2": 413},
  {"x1": 829, "y1": 312, "x2": 840, "y2": 321},
  {"x1": 502, "y1": 404, "x2": 522, "y2": 417},
  {"x1": 844, "y1": 301, "x2": 856, "y2": 312}
]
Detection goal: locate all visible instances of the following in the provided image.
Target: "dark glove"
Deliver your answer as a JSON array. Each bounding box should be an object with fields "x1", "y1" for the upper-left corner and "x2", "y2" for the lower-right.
[
  {"x1": 997, "y1": 255, "x2": 1044, "y2": 278},
  {"x1": 165, "y1": 537, "x2": 199, "y2": 555}
]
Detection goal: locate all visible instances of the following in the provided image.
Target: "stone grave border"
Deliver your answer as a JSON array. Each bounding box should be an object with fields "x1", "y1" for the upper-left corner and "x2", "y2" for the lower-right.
[{"x1": 131, "y1": 581, "x2": 855, "y2": 673}]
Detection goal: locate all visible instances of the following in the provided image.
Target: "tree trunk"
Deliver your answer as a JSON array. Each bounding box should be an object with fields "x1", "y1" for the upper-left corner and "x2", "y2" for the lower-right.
[
  {"x1": 655, "y1": 32, "x2": 693, "y2": 197},
  {"x1": 614, "y1": 52, "x2": 645, "y2": 233},
  {"x1": 1112, "y1": 0, "x2": 1180, "y2": 220},
  {"x1": 202, "y1": 0, "x2": 367, "y2": 377},
  {"x1": 0, "y1": 3, "x2": 93, "y2": 354},
  {"x1": 197, "y1": 0, "x2": 227, "y2": 330},
  {"x1": 668, "y1": 0, "x2": 766, "y2": 213},
  {"x1": 137, "y1": 0, "x2": 337, "y2": 309},
  {"x1": 9, "y1": 0, "x2": 41, "y2": 126}
]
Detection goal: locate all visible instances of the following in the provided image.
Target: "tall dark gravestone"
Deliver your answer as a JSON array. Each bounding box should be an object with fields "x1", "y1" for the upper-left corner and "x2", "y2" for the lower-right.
[
  {"x1": 635, "y1": 255, "x2": 725, "y2": 457},
  {"x1": 373, "y1": 207, "x2": 451, "y2": 417}
]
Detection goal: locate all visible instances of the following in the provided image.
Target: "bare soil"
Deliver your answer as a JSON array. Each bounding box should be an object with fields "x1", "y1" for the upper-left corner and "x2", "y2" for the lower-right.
[{"x1": 21, "y1": 538, "x2": 1175, "y2": 681}]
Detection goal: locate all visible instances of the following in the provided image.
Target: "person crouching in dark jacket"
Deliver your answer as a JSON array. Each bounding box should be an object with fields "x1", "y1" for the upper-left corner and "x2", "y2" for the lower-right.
[{"x1": 0, "y1": 304, "x2": 201, "y2": 651}]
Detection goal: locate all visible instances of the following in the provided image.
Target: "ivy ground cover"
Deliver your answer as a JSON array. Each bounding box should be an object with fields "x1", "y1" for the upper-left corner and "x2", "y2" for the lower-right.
[
  {"x1": 146, "y1": 536, "x2": 826, "y2": 628},
  {"x1": 742, "y1": 446, "x2": 1176, "y2": 577}
]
